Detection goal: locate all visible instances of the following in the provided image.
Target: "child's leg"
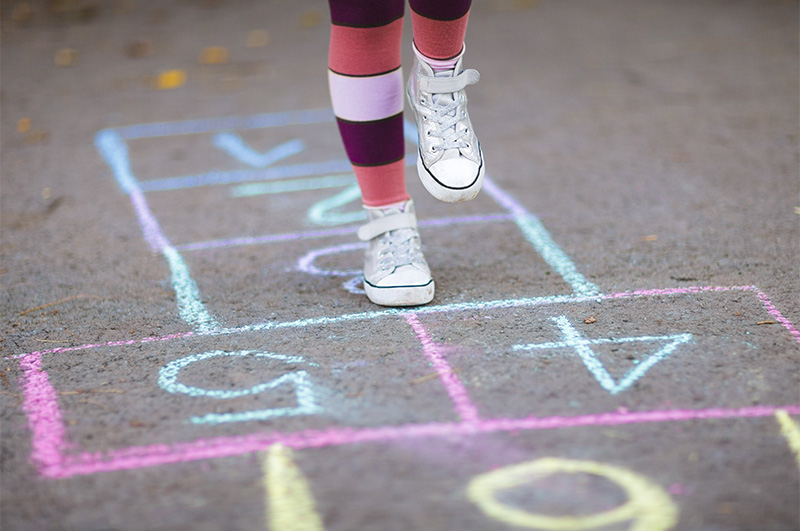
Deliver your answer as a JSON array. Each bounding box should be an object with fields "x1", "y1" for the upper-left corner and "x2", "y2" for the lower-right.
[
  {"x1": 409, "y1": 0, "x2": 471, "y2": 66},
  {"x1": 327, "y1": 0, "x2": 408, "y2": 207},
  {"x1": 406, "y1": 0, "x2": 484, "y2": 203},
  {"x1": 327, "y1": 0, "x2": 434, "y2": 307}
]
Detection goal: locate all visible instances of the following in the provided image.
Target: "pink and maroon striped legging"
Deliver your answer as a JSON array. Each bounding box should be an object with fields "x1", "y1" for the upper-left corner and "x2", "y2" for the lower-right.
[{"x1": 327, "y1": 0, "x2": 472, "y2": 207}]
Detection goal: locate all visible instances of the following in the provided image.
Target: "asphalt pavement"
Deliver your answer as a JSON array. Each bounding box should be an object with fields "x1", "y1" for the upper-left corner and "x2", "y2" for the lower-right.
[{"x1": 1, "y1": 0, "x2": 799, "y2": 529}]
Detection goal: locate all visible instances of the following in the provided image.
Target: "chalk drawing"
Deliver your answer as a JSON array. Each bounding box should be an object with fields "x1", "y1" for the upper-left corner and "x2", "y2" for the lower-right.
[
  {"x1": 468, "y1": 457, "x2": 678, "y2": 531},
  {"x1": 8, "y1": 285, "x2": 784, "y2": 362},
  {"x1": 775, "y1": 409, "x2": 800, "y2": 471},
  {"x1": 95, "y1": 129, "x2": 219, "y2": 333},
  {"x1": 306, "y1": 183, "x2": 365, "y2": 226},
  {"x1": 177, "y1": 213, "x2": 511, "y2": 253},
  {"x1": 410, "y1": 116, "x2": 600, "y2": 298},
  {"x1": 213, "y1": 133, "x2": 304, "y2": 168},
  {"x1": 292, "y1": 242, "x2": 359, "y2": 276},
  {"x1": 116, "y1": 108, "x2": 334, "y2": 140},
  {"x1": 405, "y1": 313, "x2": 481, "y2": 423},
  {"x1": 230, "y1": 175, "x2": 355, "y2": 198},
  {"x1": 27, "y1": 108, "x2": 794, "y2": 489},
  {"x1": 513, "y1": 316, "x2": 692, "y2": 395},
  {"x1": 341, "y1": 276, "x2": 365, "y2": 295},
  {"x1": 757, "y1": 292, "x2": 800, "y2": 343},
  {"x1": 105, "y1": 109, "x2": 605, "y2": 303},
  {"x1": 481, "y1": 179, "x2": 600, "y2": 298},
  {"x1": 262, "y1": 444, "x2": 325, "y2": 531},
  {"x1": 158, "y1": 350, "x2": 322, "y2": 425},
  {"x1": 31, "y1": 402, "x2": 800, "y2": 478},
  {"x1": 139, "y1": 161, "x2": 356, "y2": 193},
  {"x1": 19, "y1": 352, "x2": 65, "y2": 472},
  {"x1": 296, "y1": 242, "x2": 364, "y2": 295}
]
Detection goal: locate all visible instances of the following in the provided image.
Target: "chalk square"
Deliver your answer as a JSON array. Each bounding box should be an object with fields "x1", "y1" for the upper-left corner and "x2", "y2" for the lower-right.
[
  {"x1": 42, "y1": 319, "x2": 464, "y2": 453},
  {"x1": 413, "y1": 289, "x2": 800, "y2": 420}
]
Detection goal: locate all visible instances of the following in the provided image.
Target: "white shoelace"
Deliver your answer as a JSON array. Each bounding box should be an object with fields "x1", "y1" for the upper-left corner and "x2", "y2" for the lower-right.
[
  {"x1": 376, "y1": 228, "x2": 425, "y2": 274},
  {"x1": 418, "y1": 69, "x2": 479, "y2": 152}
]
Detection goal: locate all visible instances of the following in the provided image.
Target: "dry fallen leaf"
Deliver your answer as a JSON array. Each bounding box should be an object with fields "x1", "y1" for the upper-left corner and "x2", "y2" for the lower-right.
[
  {"x1": 199, "y1": 46, "x2": 229, "y2": 65},
  {"x1": 17, "y1": 117, "x2": 31, "y2": 133},
  {"x1": 299, "y1": 10, "x2": 321, "y2": 28},
  {"x1": 154, "y1": 69, "x2": 186, "y2": 90},
  {"x1": 584, "y1": 316, "x2": 597, "y2": 324},
  {"x1": 54, "y1": 47, "x2": 79, "y2": 67},
  {"x1": 126, "y1": 39, "x2": 154, "y2": 59},
  {"x1": 11, "y1": 2, "x2": 33, "y2": 22}
]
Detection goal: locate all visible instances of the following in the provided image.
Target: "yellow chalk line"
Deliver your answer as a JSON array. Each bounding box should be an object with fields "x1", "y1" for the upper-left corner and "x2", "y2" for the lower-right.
[
  {"x1": 261, "y1": 444, "x2": 324, "y2": 531},
  {"x1": 775, "y1": 409, "x2": 800, "y2": 471},
  {"x1": 468, "y1": 457, "x2": 678, "y2": 531}
]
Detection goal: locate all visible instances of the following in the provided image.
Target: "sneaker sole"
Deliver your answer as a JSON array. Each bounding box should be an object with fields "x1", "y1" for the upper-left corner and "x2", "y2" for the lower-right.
[
  {"x1": 364, "y1": 279, "x2": 435, "y2": 307},
  {"x1": 416, "y1": 150, "x2": 485, "y2": 203}
]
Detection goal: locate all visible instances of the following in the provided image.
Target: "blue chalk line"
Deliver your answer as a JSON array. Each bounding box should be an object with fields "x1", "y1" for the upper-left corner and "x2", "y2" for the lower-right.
[
  {"x1": 213, "y1": 133, "x2": 305, "y2": 168},
  {"x1": 95, "y1": 129, "x2": 219, "y2": 333}
]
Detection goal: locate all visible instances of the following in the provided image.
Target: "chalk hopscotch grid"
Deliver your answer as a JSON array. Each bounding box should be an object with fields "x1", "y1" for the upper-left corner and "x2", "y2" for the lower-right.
[
  {"x1": 15, "y1": 286, "x2": 800, "y2": 478},
  {"x1": 13, "y1": 110, "x2": 800, "y2": 478}
]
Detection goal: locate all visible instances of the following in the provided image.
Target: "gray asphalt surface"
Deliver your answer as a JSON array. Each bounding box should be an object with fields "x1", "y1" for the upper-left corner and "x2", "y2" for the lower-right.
[{"x1": 2, "y1": 1, "x2": 799, "y2": 530}]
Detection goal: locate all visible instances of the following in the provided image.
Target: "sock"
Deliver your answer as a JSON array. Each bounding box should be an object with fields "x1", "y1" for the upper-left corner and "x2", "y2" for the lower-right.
[
  {"x1": 413, "y1": 41, "x2": 464, "y2": 72},
  {"x1": 409, "y1": 0, "x2": 471, "y2": 62}
]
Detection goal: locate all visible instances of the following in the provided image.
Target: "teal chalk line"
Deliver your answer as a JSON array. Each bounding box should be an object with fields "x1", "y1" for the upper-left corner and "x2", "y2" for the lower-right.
[
  {"x1": 163, "y1": 248, "x2": 219, "y2": 334},
  {"x1": 404, "y1": 116, "x2": 600, "y2": 298},
  {"x1": 230, "y1": 174, "x2": 355, "y2": 198},
  {"x1": 307, "y1": 183, "x2": 365, "y2": 226},
  {"x1": 158, "y1": 350, "x2": 322, "y2": 425},
  {"x1": 514, "y1": 315, "x2": 693, "y2": 395},
  {"x1": 95, "y1": 129, "x2": 219, "y2": 334},
  {"x1": 213, "y1": 133, "x2": 304, "y2": 168}
]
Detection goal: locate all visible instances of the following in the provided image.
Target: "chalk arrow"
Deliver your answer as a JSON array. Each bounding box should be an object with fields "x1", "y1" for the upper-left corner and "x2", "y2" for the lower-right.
[{"x1": 213, "y1": 132, "x2": 304, "y2": 168}]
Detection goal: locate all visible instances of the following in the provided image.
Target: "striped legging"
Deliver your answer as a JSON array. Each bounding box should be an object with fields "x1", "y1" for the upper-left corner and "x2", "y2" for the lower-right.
[{"x1": 327, "y1": 0, "x2": 472, "y2": 207}]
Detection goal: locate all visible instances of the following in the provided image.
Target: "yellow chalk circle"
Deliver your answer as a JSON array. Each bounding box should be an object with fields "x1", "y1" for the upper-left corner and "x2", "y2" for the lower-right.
[
  {"x1": 262, "y1": 444, "x2": 324, "y2": 531},
  {"x1": 775, "y1": 409, "x2": 800, "y2": 471},
  {"x1": 155, "y1": 69, "x2": 187, "y2": 90},
  {"x1": 468, "y1": 457, "x2": 678, "y2": 531},
  {"x1": 199, "y1": 46, "x2": 229, "y2": 65}
]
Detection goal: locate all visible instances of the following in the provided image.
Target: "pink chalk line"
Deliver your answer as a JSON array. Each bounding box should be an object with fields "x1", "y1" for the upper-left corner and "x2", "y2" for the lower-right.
[
  {"x1": 19, "y1": 353, "x2": 66, "y2": 471},
  {"x1": 757, "y1": 291, "x2": 800, "y2": 342},
  {"x1": 5, "y1": 332, "x2": 196, "y2": 360},
  {"x1": 405, "y1": 313, "x2": 481, "y2": 423},
  {"x1": 38, "y1": 404, "x2": 800, "y2": 478}
]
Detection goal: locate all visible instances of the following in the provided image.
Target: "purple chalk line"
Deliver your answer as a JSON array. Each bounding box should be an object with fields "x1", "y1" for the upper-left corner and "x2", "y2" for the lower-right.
[{"x1": 174, "y1": 213, "x2": 513, "y2": 252}]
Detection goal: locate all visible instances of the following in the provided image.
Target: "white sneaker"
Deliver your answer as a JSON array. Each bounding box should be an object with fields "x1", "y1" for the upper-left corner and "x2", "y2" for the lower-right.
[
  {"x1": 407, "y1": 52, "x2": 485, "y2": 203},
  {"x1": 356, "y1": 199, "x2": 434, "y2": 307}
]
